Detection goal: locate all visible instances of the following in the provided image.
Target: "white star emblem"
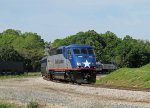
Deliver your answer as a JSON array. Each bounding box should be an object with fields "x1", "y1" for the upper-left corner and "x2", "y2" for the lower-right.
[{"x1": 83, "y1": 60, "x2": 91, "y2": 68}]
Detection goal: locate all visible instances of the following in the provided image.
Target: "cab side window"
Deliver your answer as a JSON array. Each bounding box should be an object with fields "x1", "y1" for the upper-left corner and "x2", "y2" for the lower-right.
[
  {"x1": 67, "y1": 50, "x2": 72, "y2": 59},
  {"x1": 57, "y1": 49, "x2": 62, "y2": 54}
]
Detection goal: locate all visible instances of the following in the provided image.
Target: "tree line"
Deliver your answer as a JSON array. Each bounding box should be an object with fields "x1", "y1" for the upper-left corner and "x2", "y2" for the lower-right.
[
  {"x1": 52, "y1": 30, "x2": 150, "y2": 68},
  {"x1": 0, "y1": 29, "x2": 149, "y2": 71},
  {"x1": 0, "y1": 29, "x2": 44, "y2": 72}
]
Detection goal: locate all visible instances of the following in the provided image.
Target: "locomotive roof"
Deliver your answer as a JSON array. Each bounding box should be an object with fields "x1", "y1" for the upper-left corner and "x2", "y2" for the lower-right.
[{"x1": 64, "y1": 44, "x2": 92, "y2": 48}]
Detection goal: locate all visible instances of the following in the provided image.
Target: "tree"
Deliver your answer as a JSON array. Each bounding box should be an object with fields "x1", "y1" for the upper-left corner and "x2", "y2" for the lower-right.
[
  {"x1": 102, "y1": 31, "x2": 121, "y2": 62},
  {"x1": 0, "y1": 46, "x2": 23, "y2": 62},
  {"x1": 0, "y1": 29, "x2": 45, "y2": 72},
  {"x1": 116, "y1": 35, "x2": 150, "y2": 67},
  {"x1": 0, "y1": 29, "x2": 19, "y2": 47},
  {"x1": 20, "y1": 32, "x2": 45, "y2": 71}
]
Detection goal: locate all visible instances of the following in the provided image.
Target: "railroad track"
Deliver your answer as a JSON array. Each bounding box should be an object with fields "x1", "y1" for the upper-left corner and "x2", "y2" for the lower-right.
[{"x1": 43, "y1": 75, "x2": 150, "y2": 92}]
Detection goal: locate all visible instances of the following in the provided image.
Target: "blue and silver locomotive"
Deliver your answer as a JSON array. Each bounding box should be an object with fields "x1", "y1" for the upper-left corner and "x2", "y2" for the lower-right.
[{"x1": 41, "y1": 44, "x2": 96, "y2": 84}]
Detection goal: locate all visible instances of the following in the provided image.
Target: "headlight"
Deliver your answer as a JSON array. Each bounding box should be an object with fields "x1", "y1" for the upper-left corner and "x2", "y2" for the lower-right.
[
  {"x1": 77, "y1": 62, "x2": 81, "y2": 66},
  {"x1": 91, "y1": 62, "x2": 95, "y2": 66}
]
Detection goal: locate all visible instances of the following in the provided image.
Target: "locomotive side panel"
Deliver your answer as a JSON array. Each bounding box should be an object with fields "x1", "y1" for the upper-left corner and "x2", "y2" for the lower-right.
[
  {"x1": 41, "y1": 57, "x2": 47, "y2": 76},
  {"x1": 47, "y1": 52, "x2": 72, "y2": 70},
  {"x1": 48, "y1": 54, "x2": 64, "y2": 69},
  {"x1": 47, "y1": 56, "x2": 54, "y2": 69}
]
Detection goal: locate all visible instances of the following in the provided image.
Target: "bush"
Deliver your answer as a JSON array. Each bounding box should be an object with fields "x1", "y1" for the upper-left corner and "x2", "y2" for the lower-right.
[
  {"x1": 27, "y1": 101, "x2": 39, "y2": 108},
  {"x1": 0, "y1": 103, "x2": 14, "y2": 108}
]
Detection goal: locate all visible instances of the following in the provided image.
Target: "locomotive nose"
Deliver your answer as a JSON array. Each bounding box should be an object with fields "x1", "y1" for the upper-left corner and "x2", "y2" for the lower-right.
[{"x1": 76, "y1": 58, "x2": 96, "y2": 68}]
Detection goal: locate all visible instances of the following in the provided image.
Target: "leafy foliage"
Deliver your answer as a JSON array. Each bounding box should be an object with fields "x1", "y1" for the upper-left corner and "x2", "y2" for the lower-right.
[
  {"x1": 0, "y1": 29, "x2": 45, "y2": 72},
  {"x1": 0, "y1": 46, "x2": 23, "y2": 61}
]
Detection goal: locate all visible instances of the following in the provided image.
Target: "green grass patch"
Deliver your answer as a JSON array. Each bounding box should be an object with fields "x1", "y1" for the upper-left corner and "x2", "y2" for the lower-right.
[
  {"x1": 0, "y1": 101, "x2": 42, "y2": 108},
  {"x1": 27, "y1": 101, "x2": 40, "y2": 108},
  {"x1": 0, "y1": 102, "x2": 22, "y2": 108},
  {"x1": 0, "y1": 72, "x2": 41, "y2": 80},
  {"x1": 96, "y1": 63, "x2": 150, "y2": 88}
]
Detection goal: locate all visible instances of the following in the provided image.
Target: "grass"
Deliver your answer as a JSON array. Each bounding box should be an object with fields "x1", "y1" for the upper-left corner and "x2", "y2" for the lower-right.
[
  {"x1": 0, "y1": 72, "x2": 41, "y2": 80},
  {"x1": 27, "y1": 101, "x2": 40, "y2": 108},
  {"x1": 0, "y1": 102, "x2": 22, "y2": 108},
  {"x1": 96, "y1": 63, "x2": 150, "y2": 88},
  {"x1": 0, "y1": 101, "x2": 41, "y2": 108}
]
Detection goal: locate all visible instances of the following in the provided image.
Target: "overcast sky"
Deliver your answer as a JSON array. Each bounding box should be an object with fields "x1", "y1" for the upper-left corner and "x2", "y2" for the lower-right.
[{"x1": 0, "y1": 0, "x2": 150, "y2": 42}]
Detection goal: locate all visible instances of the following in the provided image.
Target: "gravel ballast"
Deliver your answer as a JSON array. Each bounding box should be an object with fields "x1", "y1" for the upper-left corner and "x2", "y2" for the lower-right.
[{"x1": 0, "y1": 77, "x2": 150, "y2": 108}]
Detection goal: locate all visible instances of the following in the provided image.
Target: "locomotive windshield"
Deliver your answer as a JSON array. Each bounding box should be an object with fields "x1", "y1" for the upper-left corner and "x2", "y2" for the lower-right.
[
  {"x1": 81, "y1": 48, "x2": 87, "y2": 54},
  {"x1": 87, "y1": 48, "x2": 94, "y2": 54},
  {"x1": 73, "y1": 49, "x2": 80, "y2": 54},
  {"x1": 73, "y1": 48, "x2": 94, "y2": 55}
]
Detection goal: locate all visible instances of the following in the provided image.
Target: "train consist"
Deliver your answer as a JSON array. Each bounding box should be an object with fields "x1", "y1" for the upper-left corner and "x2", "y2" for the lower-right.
[
  {"x1": 41, "y1": 44, "x2": 96, "y2": 84},
  {"x1": 0, "y1": 62, "x2": 24, "y2": 75},
  {"x1": 96, "y1": 61, "x2": 117, "y2": 73}
]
